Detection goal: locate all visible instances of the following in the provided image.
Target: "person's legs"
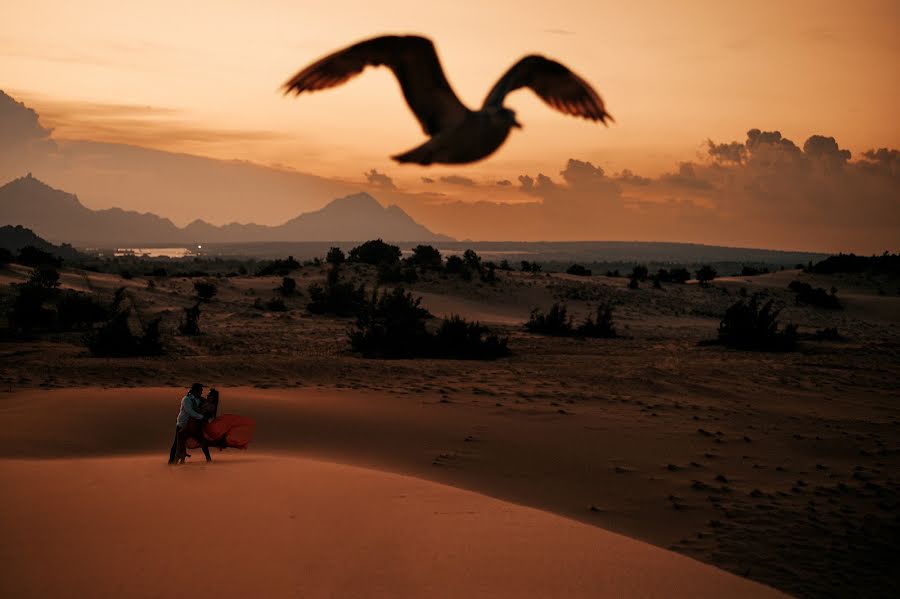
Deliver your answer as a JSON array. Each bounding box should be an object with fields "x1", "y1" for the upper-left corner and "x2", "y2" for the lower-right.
[
  {"x1": 168, "y1": 428, "x2": 178, "y2": 464},
  {"x1": 175, "y1": 426, "x2": 188, "y2": 464}
]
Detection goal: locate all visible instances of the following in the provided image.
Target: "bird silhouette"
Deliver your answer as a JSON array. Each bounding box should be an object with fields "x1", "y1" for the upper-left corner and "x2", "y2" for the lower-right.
[{"x1": 283, "y1": 35, "x2": 611, "y2": 165}]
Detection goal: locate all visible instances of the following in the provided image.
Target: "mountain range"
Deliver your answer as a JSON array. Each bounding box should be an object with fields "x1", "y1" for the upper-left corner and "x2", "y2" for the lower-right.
[{"x1": 0, "y1": 174, "x2": 452, "y2": 246}]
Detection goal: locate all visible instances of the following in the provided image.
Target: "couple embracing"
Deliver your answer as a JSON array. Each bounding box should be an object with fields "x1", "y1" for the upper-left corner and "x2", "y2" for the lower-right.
[{"x1": 168, "y1": 383, "x2": 255, "y2": 465}]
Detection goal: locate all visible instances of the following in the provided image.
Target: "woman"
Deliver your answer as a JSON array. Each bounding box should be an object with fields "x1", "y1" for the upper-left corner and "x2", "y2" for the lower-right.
[{"x1": 185, "y1": 388, "x2": 256, "y2": 459}]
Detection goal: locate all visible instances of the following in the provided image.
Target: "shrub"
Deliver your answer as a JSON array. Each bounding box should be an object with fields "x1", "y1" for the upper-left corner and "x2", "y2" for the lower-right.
[
  {"x1": 525, "y1": 303, "x2": 573, "y2": 336},
  {"x1": 264, "y1": 297, "x2": 288, "y2": 312},
  {"x1": 87, "y1": 310, "x2": 163, "y2": 357},
  {"x1": 628, "y1": 276, "x2": 640, "y2": 290},
  {"x1": 257, "y1": 256, "x2": 301, "y2": 276},
  {"x1": 349, "y1": 288, "x2": 507, "y2": 359},
  {"x1": 307, "y1": 266, "x2": 367, "y2": 316},
  {"x1": 630, "y1": 265, "x2": 648, "y2": 281},
  {"x1": 446, "y1": 255, "x2": 466, "y2": 274},
  {"x1": 431, "y1": 315, "x2": 509, "y2": 359},
  {"x1": 668, "y1": 267, "x2": 691, "y2": 283},
  {"x1": 696, "y1": 265, "x2": 718, "y2": 285},
  {"x1": 788, "y1": 281, "x2": 842, "y2": 309},
  {"x1": 57, "y1": 291, "x2": 109, "y2": 330},
  {"x1": 741, "y1": 265, "x2": 769, "y2": 276},
  {"x1": 378, "y1": 261, "x2": 418, "y2": 284},
  {"x1": 566, "y1": 264, "x2": 592, "y2": 277},
  {"x1": 7, "y1": 282, "x2": 55, "y2": 331},
  {"x1": 0, "y1": 247, "x2": 13, "y2": 265},
  {"x1": 349, "y1": 287, "x2": 431, "y2": 357},
  {"x1": 605, "y1": 269, "x2": 621, "y2": 278},
  {"x1": 716, "y1": 296, "x2": 797, "y2": 351},
  {"x1": 179, "y1": 303, "x2": 201, "y2": 335},
  {"x1": 408, "y1": 245, "x2": 442, "y2": 270},
  {"x1": 348, "y1": 239, "x2": 401, "y2": 266},
  {"x1": 28, "y1": 266, "x2": 60, "y2": 290},
  {"x1": 193, "y1": 280, "x2": 217, "y2": 301},
  {"x1": 462, "y1": 249, "x2": 483, "y2": 273},
  {"x1": 520, "y1": 260, "x2": 542, "y2": 273},
  {"x1": 480, "y1": 263, "x2": 497, "y2": 284},
  {"x1": 811, "y1": 252, "x2": 900, "y2": 275},
  {"x1": 17, "y1": 246, "x2": 61, "y2": 268},
  {"x1": 576, "y1": 304, "x2": 617, "y2": 338},
  {"x1": 277, "y1": 277, "x2": 297, "y2": 296},
  {"x1": 326, "y1": 247, "x2": 346, "y2": 266},
  {"x1": 498, "y1": 259, "x2": 513, "y2": 271}
]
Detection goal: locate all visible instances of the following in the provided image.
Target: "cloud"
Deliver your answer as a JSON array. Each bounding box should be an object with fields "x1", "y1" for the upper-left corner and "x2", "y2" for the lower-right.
[
  {"x1": 706, "y1": 139, "x2": 746, "y2": 164},
  {"x1": 0, "y1": 90, "x2": 56, "y2": 155},
  {"x1": 496, "y1": 179, "x2": 512, "y2": 186},
  {"x1": 365, "y1": 168, "x2": 396, "y2": 190},
  {"x1": 439, "y1": 174, "x2": 477, "y2": 186},
  {"x1": 421, "y1": 176, "x2": 435, "y2": 184}
]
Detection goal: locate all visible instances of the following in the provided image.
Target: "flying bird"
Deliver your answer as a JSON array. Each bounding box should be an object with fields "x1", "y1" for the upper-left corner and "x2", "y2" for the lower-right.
[{"x1": 282, "y1": 35, "x2": 612, "y2": 165}]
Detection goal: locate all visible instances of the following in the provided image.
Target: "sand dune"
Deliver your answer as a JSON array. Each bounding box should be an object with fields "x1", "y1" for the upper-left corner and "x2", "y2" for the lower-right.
[{"x1": 0, "y1": 454, "x2": 782, "y2": 598}]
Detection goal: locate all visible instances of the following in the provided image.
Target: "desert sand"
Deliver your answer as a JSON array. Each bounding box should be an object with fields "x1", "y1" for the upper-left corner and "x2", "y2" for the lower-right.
[
  {"x1": 2, "y1": 262, "x2": 899, "y2": 597},
  {"x1": 0, "y1": 454, "x2": 782, "y2": 598}
]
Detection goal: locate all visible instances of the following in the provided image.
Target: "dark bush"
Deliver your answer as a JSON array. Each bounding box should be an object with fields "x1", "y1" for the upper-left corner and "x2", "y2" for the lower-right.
[
  {"x1": 566, "y1": 264, "x2": 592, "y2": 276},
  {"x1": 7, "y1": 283, "x2": 55, "y2": 331},
  {"x1": 668, "y1": 267, "x2": 691, "y2": 283},
  {"x1": 696, "y1": 265, "x2": 717, "y2": 285},
  {"x1": 446, "y1": 255, "x2": 466, "y2": 274},
  {"x1": 257, "y1": 256, "x2": 301, "y2": 276},
  {"x1": 348, "y1": 239, "x2": 401, "y2": 266},
  {"x1": 349, "y1": 287, "x2": 431, "y2": 357},
  {"x1": 349, "y1": 288, "x2": 507, "y2": 359},
  {"x1": 326, "y1": 247, "x2": 346, "y2": 266},
  {"x1": 408, "y1": 245, "x2": 443, "y2": 270},
  {"x1": 630, "y1": 265, "x2": 648, "y2": 281},
  {"x1": 716, "y1": 296, "x2": 797, "y2": 351},
  {"x1": 17, "y1": 246, "x2": 62, "y2": 268},
  {"x1": 264, "y1": 297, "x2": 288, "y2": 312},
  {"x1": 463, "y1": 249, "x2": 483, "y2": 273},
  {"x1": 378, "y1": 261, "x2": 418, "y2": 284},
  {"x1": 741, "y1": 265, "x2": 769, "y2": 276},
  {"x1": 480, "y1": 263, "x2": 497, "y2": 284},
  {"x1": 57, "y1": 291, "x2": 109, "y2": 330},
  {"x1": 150, "y1": 267, "x2": 168, "y2": 277},
  {"x1": 87, "y1": 310, "x2": 163, "y2": 357},
  {"x1": 520, "y1": 260, "x2": 542, "y2": 273},
  {"x1": 277, "y1": 277, "x2": 297, "y2": 296},
  {"x1": 576, "y1": 304, "x2": 617, "y2": 338},
  {"x1": 0, "y1": 247, "x2": 13, "y2": 264},
  {"x1": 179, "y1": 303, "x2": 201, "y2": 335},
  {"x1": 28, "y1": 266, "x2": 60, "y2": 290},
  {"x1": 605, "y1": 269, "x2": 621, "y2": 278},
  {"x1": 431, "y1": 315, "x2": 509, "y2": 359},
  {"x1": 193, "y1": 280, "x2": 217, "y2": 301},
  {"x1": 788, "y1": 281, "x2": 842, "y2": 309},
  {"x1": 628, "y1": 276, "x2": 640, "y2": 290},
  {"x1": 525, "y1": 303, "x2": 573, "y2": 336},
  {"x1": 498, "y1": 259, "x2": 513, "y2": 271},
  {"x1": 307, "y1": 266, "x2": 367, "y2": 316},
  {"x1": 811, "y1": 252, "x2": 900, "y2": 275}
]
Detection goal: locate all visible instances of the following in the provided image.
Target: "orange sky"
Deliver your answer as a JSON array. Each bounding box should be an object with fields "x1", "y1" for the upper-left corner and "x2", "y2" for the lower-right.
[{"x1": 3, "y1": 0, "x2": 899, "y2": 187}]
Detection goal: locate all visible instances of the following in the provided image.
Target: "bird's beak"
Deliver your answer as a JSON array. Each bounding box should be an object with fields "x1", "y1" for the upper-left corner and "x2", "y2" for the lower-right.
[{"x1": 513, "y1": 119, "x2": 523, "y2": 129}]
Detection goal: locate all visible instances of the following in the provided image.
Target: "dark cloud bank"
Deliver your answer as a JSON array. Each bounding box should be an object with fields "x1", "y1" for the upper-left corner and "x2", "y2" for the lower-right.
[{"x1": 387, "y1": 129, "x2": 898, "y2": 253}]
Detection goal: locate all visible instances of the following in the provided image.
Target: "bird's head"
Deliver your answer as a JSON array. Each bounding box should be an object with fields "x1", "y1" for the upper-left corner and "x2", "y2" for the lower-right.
[{"x1": 494, "y1": 107, "x2": 522, "y2": 130}]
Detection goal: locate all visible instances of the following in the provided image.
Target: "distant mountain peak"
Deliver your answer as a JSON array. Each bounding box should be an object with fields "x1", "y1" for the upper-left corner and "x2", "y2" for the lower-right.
[{"x1": 0, "y1": 177, "x2": 453, "y2": 244}]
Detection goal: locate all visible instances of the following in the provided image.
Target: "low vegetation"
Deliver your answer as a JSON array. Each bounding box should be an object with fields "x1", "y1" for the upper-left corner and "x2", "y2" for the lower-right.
[
  {"x1": 526, "y1": 302, "x2": 617, "y2": 338},
  {"x1": 307, "y1": 266, "x2": 367, "y2": 317},
  {"x1": 349, "y1": 287, "x2": 508, "y2": 359},
  {"x1": 788, "y1": 281, "x2": 842, "y2": 309},
  {"x1": 715, "y1": 295, "x2": 797, "y2": 351}
]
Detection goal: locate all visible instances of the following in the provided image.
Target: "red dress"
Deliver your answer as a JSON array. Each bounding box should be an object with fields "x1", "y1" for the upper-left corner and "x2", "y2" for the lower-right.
[{"x1": 186, "y1": 414, "x2": 255, "y2": 450}]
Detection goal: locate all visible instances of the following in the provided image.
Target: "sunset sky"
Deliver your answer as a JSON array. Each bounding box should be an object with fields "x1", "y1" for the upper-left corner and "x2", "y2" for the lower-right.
[{"x1": 1, "y1": 0, "x2": 898, "y2": 251}]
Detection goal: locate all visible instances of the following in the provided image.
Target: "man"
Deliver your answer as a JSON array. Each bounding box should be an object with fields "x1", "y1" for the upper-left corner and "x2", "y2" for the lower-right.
[{"x1": 168, "y1": 383, "x2": 211, "y2": 464}]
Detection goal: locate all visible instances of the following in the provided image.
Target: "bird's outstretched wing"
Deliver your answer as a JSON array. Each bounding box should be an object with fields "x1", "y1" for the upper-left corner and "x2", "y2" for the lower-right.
[
  {"x1": 483, "y1": 55, "x2": 611, "y2": 123},
  {"x1": 283, "y1": 35, "x2": 469, "y2": 136}
]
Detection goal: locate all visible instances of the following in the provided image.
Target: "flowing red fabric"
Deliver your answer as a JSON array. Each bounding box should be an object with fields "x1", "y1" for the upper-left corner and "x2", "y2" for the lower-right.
[{"x1": 186, "y1": 414, "x2": 255, "y2": 450}]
